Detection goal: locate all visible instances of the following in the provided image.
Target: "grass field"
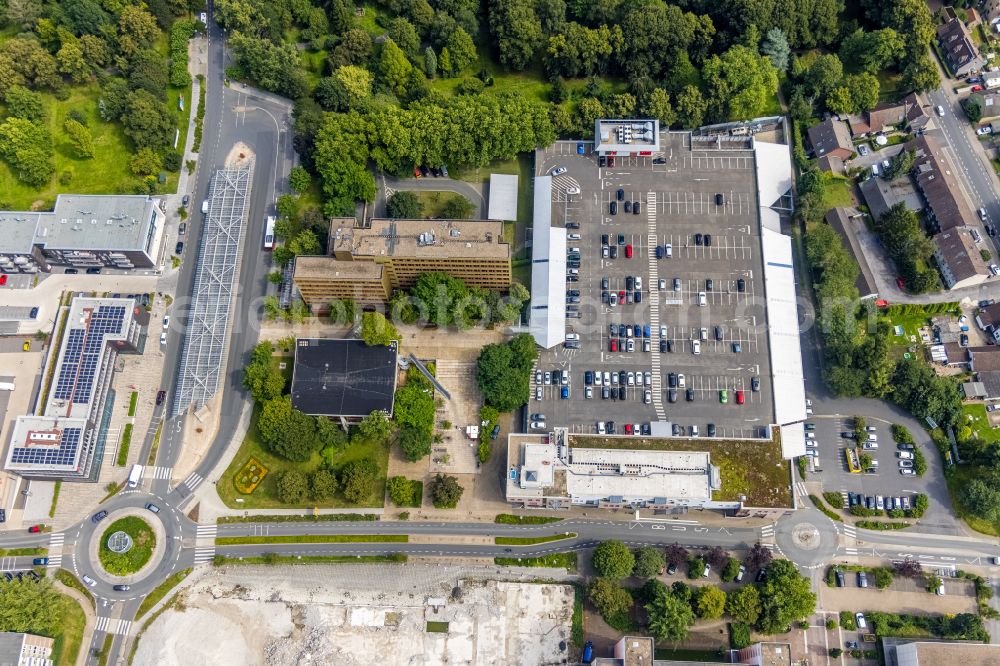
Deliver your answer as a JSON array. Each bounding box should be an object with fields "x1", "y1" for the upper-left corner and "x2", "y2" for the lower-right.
[
  {"x1": 495, "y1": 533, "x2": 575, "y2": 545},
  {"x1": 820, "y1": 173, "x2": 855, "y2": 210},
  {"x1": 961, "y1": 403, "x2": 1000, "y2": 444},
  {"x1": 216, "y1": 404, "x2": 389, "y2": 509},
  {"x1": 51, "y1": 590, "x2": 86, "y2": 666},
  {"x1": 426, "y1": 621, "x2": 449, "y2": 633},
  {"x1": 413, "y1": 190, "x2": 468, "y2": 218},
  {"x1": 494, "y1": 552, "x2": 577, "y2": 569},
  {"x1": 136, "y1": 568, "x2": 191, "y2": 619},
  {"x1": 98, "y1": 516, "x2": 155, "y2": 575}
]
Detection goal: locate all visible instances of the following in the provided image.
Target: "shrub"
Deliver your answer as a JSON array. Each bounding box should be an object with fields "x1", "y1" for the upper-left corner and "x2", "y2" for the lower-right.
[
  {"x1": 840, "y1": 611, "x2": 856, "y2": 630},
  {"x1": 721, "y1": 557, "x2": 741, "y2": 582},
  {"x1": 687, "y1": 556, "x2": 706, "y2": 579},
  {"x1": 729, "y1": 623, "x2": 752, "y2": 649}
]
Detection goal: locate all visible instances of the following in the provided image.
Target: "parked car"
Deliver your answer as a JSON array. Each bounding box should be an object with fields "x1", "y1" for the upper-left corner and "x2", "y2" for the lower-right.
[{"x1": 858, "y1": 144, "x2": 870, "y2": 156}]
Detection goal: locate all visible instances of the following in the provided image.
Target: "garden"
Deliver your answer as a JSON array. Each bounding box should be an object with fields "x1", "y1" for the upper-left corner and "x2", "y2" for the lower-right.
[
  {"x1": 233, "y1": 457, "x2": 269, "y2": 495},
  {"x1": 98, "y1": 516, "x2": 156, "y2": 576}
]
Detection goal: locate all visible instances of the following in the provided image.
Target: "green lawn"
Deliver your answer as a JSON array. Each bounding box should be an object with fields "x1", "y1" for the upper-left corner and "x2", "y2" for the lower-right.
[
  {"x1": 127, "y1": 392, "x2": 139, "y2": 416},
  {"x1": 495, "y1": 533, "x2": 575, "y2": 545},
  {"x1": 216, "y1": 534, "x2": 407, "y2": 545},
  {"x1": 960, "y1": 403, "x2": 1000, "y2": 444},
  {"x1": 216, "y1": 403, "x2": 389, "y2": 509},
  {"x1": 877, "y1": 70, "x2": 904, "y2": 104},
  {"x1": 494, "y1": 552, "x2": 577, "y2": 570},
  {"x1": 426, "y1": 621, "x2": 449, "y2": 633},
  {"x1": 357, "y1": 5, "x2": 386, "y2": 37},
  {"x1": 52, "y1": 591, "x2": 86, "y2": 666},
  {"x1": 820, "y1": 172, "x2": 855, "y2": 210},
  {"x1": 136, "y1": 568, "x2": 191, "y2": 619},
  {"x1": 413, "y1": 191, "x2": 469, "y2": 218},
  {"x1": 99, "y1": 516, "x2": 155, "y2": 575}
]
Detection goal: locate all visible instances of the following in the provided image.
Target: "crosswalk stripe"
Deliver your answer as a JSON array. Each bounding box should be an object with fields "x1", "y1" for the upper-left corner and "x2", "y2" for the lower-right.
[
  {"x1": 183, "y1": 472, "x2": 203, "y2": 491},
  {"x1": 194, "y1": 548, "x2": 216, "y2": 564},
  {"x1": 195, "y1": 525, "x2": 217, "y2": 537},
  {"x1": 145, "y1": 466, "x2": 172, "y2": 480}
]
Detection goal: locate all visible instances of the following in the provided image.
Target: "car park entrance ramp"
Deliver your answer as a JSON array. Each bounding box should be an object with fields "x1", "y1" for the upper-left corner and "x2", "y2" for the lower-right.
[
  {"x1": 172, "y1": 163, "x2": 254, "y2": 417},
  {"x1": 528, "y1": 176, "x2": 566, "y2": 349}
]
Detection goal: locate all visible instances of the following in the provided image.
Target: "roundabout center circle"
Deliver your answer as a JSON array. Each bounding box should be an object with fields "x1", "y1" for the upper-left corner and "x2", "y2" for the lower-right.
[{"x1": 98, "y1": 516, "x2": 156, "y2": 576}]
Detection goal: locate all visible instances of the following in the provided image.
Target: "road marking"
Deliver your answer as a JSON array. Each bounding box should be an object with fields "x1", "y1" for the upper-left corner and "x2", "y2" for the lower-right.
[
  {"x1": 145, "y1": 465, "x2": 173, "y2": 480},
  {"x1": 182, "y1": 472, "x2": 203, "y2": 492}
]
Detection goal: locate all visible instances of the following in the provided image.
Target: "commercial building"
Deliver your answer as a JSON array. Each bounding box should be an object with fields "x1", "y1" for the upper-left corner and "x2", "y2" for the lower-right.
[
  {"x1": 933, "y1": 227, "x2": 989, "y2": 289},
  {"x1": 938, "y1": 16, "x2": 985, "y2": 78},
  {"x1": 882, "y1": 638, "x2": 1000, "y2": 666},
  {"x1": 0, "y1": 632, "x2": 54, "y2": 666},
  {"x1": 593, "y1": 119, "x2": 660, "y2": 156},
  {"x1": 3, "y1": 296, "x2": 142, "y2": 481},
  {"x1": 0, "y1": 195, "x2": 165, "y2": 273},
  {"x1": 293, "y1": 218, "x2": 510, "y2": 312},
  {"x1": 806, "y1": 118, "x2": 854, "y2": 161},
  {"x1": 487, "y1": 174, "x2": 518, "y2": 221},
  {"x1": 505, "y1": 433, "x2": 724, "y2": 511},
  {"x1": 289, "y1": 338, "x2": 398, "y2": 423}
]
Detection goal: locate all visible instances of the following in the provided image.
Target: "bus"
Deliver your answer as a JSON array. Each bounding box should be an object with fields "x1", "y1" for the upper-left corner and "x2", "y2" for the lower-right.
[{"x1": 263, "y1": 216, "x2": 275, "y2": 250}]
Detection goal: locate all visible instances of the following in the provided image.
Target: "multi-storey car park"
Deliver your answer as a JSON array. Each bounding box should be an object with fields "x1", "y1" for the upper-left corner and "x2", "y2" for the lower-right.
[
  {"x1": 3, "y1": 296, "x2": 145, "y2": 481},
  {"x1": 518, "y1": 119, "x2": 807, "y2": 508}
]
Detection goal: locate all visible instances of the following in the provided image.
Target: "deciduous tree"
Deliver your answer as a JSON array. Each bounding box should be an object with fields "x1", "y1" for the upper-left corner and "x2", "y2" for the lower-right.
[
  {"x1": 387, "y1": 475, "x2": 416, "y2": 506},
  {"x1": 645, "y1": 584, "x2": 694, "y2": 643},
  {"x1": 387, "y1": 191, "x2": 424, "y2": 219},
  {"x1": 756, "y1": 559, "x2": 816, "y2": 634},
  {"x1": 63, "y1": 119, "x2": 94, "y2": 158},
  {"x1": 276, "y1": 469, "x2": 308, "y2": 503},
  {"x1": 726, "y1": 583, "x2": 762, "y2": 625},
  {"x1": 310, "y1": 469, "x2": 338, "y2": 500},
  {"x1": 429, "y1": 472, "x2": 463, "y2": 508},
  {"x1": 592, "y1": 540, "x2": 635, "y2": 579},
  {"x1": 589, "y1": 577, "x2": 632, "y2": 618},
  {"x1": 633, "y1": 546, "x2": 666, "y2": 578},
  {"x1": 359, "y1": 410, "x2": 392, "y2": 442},
  {"x1": 340, "y1": 457, "x2": 378, "y2": 504},
  {"x1": 694, "y1": 585, "x2": 726, "y2": 619}
]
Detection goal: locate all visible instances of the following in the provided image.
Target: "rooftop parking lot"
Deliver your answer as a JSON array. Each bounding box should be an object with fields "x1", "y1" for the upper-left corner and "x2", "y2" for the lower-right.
[{"x1": 531, "y1": 134, "x2": 775, "y2": 438}]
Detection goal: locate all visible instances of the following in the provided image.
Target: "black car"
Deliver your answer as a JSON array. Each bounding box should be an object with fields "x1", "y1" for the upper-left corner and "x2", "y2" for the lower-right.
[
  {"x1": 659, "y1": 338, "x2": 666, "y2": 353},
  {"x1": 706, "y1": 279, "x2": 713, "y2": 291},
  {"x1": 617, "y1": 188, "x2": 625, "y2": 201},
  {"x1": 584, "y1": 371, "x2": 593, "y2": 385},
  {"x1": 65, "y1": 268, "x2": 79, "y2": 274},
  {"x1": 707, "y1": 423, "x2": 716, "y2": 437},
  {"x1": 618, "y1": 234, "x2": 625, "y2": 246},
  {"x1": 599, "y1": 156, "x2": 607, "y2": 167},
  {"x1": 835, "y1": 570, "x2": 845, "y2": 587},
  {"x1": 841, "y1": 431, "x2": 856, "y2": 439},
  {"x1": 602, "y1": 386, "x2": 610, "y2": 399},
  {"x1": 601, "y1": 277, "x2": 609, "y2": 289},
  {"x1": 751, "y1": 376, "x2": 760, "y2": 392},
  {"x1": 92, "y1": 510, "x2": 108, "y2": 523},
  {"x1": 113, "y1": 584, "x2": 131, "y2": 591},
  {"x1": 625, "y1": 276, "x2": 634, "y2": 291},
  {"x1": 755, "y1": 568, "x2": 766, "y2": 582},
  {"x1": 602, "y1": 234, "x2": 609, "y2": 245},
  {"x1": 686, "y1": 388, "x2": 694, "y2": 401},
  {"x1": 641, "y1": 423, "x2": 651, "y2": 435},
  {"x1": 566, "y1": 222, "x2": 580, "y2": 229},
  {"x1": 0, "y1": 508, "x2": 5, "y2": 522},
  {"x1": 419, "y1": 165, "x2": 429, "y2": 177},
  {"x1": 141, "y1": 293, "x2": 150, "y2": 307},
  {"x1": 610, "y1": 201, "x2": 617, "y2": 215},
  {"x1": 715, "y1": 326, "x2": 723, "y2": 340},
  {"x1": 666, "y1": 339, "x2": 673, "y2": 352},
  {"x1": 846, "y1": 641, "x2": 859, "y2": 649},
  {"x1": 694, "y1": 233, "x2": 703, "y2": 246},
  {"x1": 146, "y1": 503, "x2": 160, "y2": 513},
  {"x1": 624, "y1": 200, "x2": 631, "y2": 213},
  {"x1": 618, "y1": 386, "x2": 626, "y2": 400},
  {"x1": 668, "y1": 389, "x2": 677, "y2": 403},
  {"x1": 961, "y1": 333, "x2": 969, "y2": 347},
  {"x1": 29, "y1": 307, "x2": 38, "y2": 318},
  {"x1": 430, "y1": 167, "x2": 441, "y2": 177},
  {"x1": 607, "y1": 421, "x2": 615, "y2": 434},
  {"x1": 619, "y1": 324, "x2": 628, "y2": 336},
  {"x1": 715, "y1": 193, "x2": 724, "y2": 205},
  {"x1": 704, "y1": 234, "x2": 712, "y2": 246},
  {"x1": 633, "y1": 201, "x2": 640, "y2": 215},
  {"x1": 85, "y1": 267, "x2": 101, "y2": 274},
  {"x1": 653, "y1": 157, "x2": 666, "y2": 164},
  {"x1": 619, "y1": 371, "x2": 627, "y2": 384},
  {"x1": 737, "y1": 278, "x2": 746, "y2": 293},
  {"x1": 668, "y1": 372, "x2": 677, "y2": 388},
  {"x1": 609, "y1": 245, "x2": 618, "y2": 259},
  {"x1": 182, "y1": 194, "x2": 190, "y2": 206},
  {"x1": 156, "y1": 390, "x2": 166, "y2": 405},
  {"x1": 176, "y1": 241, "x2": 184, "y2": 254}
]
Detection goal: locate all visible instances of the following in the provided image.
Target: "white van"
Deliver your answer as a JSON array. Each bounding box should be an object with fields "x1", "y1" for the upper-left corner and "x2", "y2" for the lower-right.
[
  {"x1": 565, "y1": 333, "x2": 580, "y2": 341},
  {"x1": 128, "y1": 464, "x2": 143, "y2": 488},
  {"x1": 201, "y1": 200, "x2": 209, "y2": 214}
]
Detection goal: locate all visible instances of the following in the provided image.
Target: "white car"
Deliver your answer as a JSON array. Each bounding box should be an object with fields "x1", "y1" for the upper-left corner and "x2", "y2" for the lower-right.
[
  {"x1": 856, "y1": 613, "x2": 867, "y2": 630},
  {"x1": 644, "y1": 389, "x2": 651, "y2": 404},
  {"x1": 594, "y1": 372, "x2": 602, "y2": 386},
  {"x1": 551, "y1": 166, "x2": 567, "y2": 175},
  {"x1": 677, "y1": 373, "x2": 684, "y2": 388},
  {"x1": 658, "y1": 278, "x2": 666, "y2": 290},
  {"x1": 627, "y1": 372, "x2": 635, "y2": 386},
  {"x1": 660, "y1": 325, "x2": 667, "y2": 338},
  {"x1": 698, "y1": 291, "x2": 707, "y2": 306},
  {"x1": 900, "y1": 468, "x2": 916, "y2": 475},
  {"x1": 635, "y1": 276, "x2": 642, "y2": 290},
  {"x1": 692, "y1": 340, "x2": 701, "y2": 355},
  {"x1": 596, "y1": 421, "x2": 606, "y2": 434},
  {"x1": 535, "y1": 387, "x2": 542, "y2": 401},
  {"x1": 805, "y1": 441, "x2": 818, "y2": 449},
  {"x1": 664, "y1": 243, "x2": 672, "y2": 258},
  {"x1": 936, "y1": 105, "x2": 945, "y2": 117},
  {"x1": 159, "y1": 332, "x2": 167, "y2": 345},
  {"x1": 897, "y1": 451, "x2": 914, "y2": 459},
  {"x1": 858, "y1": 144, "x2": 870, "y2": 156},
  {"x1": 530, "y1": 421, "x2": 546, "y2": 430},
  {"x1": 991, "y1": 264, "x2": 1000, "y2": 276},
  {"x1": 978, "y1": 126, "x2": 993, "y2": 136},
  {"x1": 82, "y1": 574, "x2": 97, "y2": 588},
  {"x1": 162, "y1": 315, "x2": 170, "y2": 329},
  {"x1": 644, "y1": 372, "x2": 651, "y2": 386},
  {"x1": 585, "y1": 386, "x2": 593, "y2": 399},
  {"x1": 566, "y1": 187, "x2": 580, "y2": 195}
]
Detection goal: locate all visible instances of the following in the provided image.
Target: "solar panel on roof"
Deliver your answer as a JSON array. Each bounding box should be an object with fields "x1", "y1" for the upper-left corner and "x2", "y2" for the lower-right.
[
  {"x1": 51, "y1": 305, "x2": 127, "y2": 404},
  {"x1": 10, "y1": 428, "x2": 82, "y2": 467}
]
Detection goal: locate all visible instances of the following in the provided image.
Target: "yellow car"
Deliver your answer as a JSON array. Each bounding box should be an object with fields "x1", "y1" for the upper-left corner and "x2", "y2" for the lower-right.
[{"x1": 22, "y1": 341, "x2": 29, "y2": 352}]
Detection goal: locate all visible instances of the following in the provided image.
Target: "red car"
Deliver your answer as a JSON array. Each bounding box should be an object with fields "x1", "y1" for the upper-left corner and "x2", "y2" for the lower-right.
[
  {"x1": 625, "y1": 244, "x2": 633, "y2": 258},
  {"x1": 973, "y1": 85, "x2": 984, "y2": 92},
  {"x1": 618, "y1": 290, "x2": 626, "y2": 302},
  {"x1": 735, "y1": 390, "x2": 745, "y2": 405},
  {"x1": 413, "y1": 166, "x2": 422, "y2": 178},
  {"x1": 0, "y1": 274, "x2": 7, "y2": 285},
  {"x1": 896, "y1": 276, "x2": 905, "y2": 290},
  {"x1": 27, "y1": 524, "x2": 43, "y2": 533},
  {"x1": 624, "y1": 424, "x2": 633, "y2": 435},
  {"x1": 609, "y1": 339, "x2": 618, "y2": 352}
]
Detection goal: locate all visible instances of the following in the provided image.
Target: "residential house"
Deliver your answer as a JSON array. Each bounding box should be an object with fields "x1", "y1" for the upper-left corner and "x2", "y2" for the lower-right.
[
  {"x1": 817, "y1": 154, "x2": 845, "y2": 174},
  {"x1": 933, "y1": 227, "x2": 989, "y2": 290},
  {"x1": 976, "y1": 301, "x2": 1000, "y2": 342},
  {"x1": 858, "y1": 175, "x2": 922, "y2": 223},
  {"x1": 806, "y1": 118, "x2": 854, "y2": 162},
  {"x1": 910, "y1": 135, "x2": 981, "y2": 232},
  {"x1": 968, "y1": 91, "x2": 1000, "y2": 121},
  {"x1": 938, "y1": 17, "x2": 986, "y2": 78},
  {"x1": 847, "y1": 95, "x2": 929, "y2": 137},
  {"x1": 903, "y1": 93, "x2": 932, "y2": 131},
  {"x1": 985, "y1": 69, "x2": 1000, "y2": 89}
]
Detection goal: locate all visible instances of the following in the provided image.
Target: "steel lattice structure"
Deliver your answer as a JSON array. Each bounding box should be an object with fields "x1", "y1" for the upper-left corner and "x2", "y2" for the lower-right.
[{"x1": 172, "y1": 163, "x2": 253, "y2": 417}]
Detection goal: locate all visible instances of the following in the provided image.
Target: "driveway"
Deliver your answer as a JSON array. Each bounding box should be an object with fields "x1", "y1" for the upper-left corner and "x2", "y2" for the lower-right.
[
  {"x1": 377, "y1": 173, "x2": 486, "y2": 219},
  {"x1": 847, "y1": 143, "x2": 904, "y2": 170}
]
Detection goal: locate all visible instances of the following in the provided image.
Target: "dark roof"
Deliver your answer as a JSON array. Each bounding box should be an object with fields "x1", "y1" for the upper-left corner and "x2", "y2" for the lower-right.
[
  {"x1": 817, "y1": 154, "x2": 845, "y2": 173},
  {"x1": 290, "y1": 338, "x2": 398, "y2": 417},
  {"x1": 807, "y1": 119, "x2": 853, "y2": 157},
  {"x1": 981, "y1": 302, "x2": 1000, "y2": 328},
  {"x1": 933, "y1": 228, "x2": 987, "y2": 286},
  {"x1": 978, "y1": 370, "x2": 1000, "y2": 398},
  {"x1": 825, "y1": 208, "x2": 878, "y2": 299},
  {"x1": 970, "y1": 346, "x2": 1000, "y2": 372},
  {"x1": 859, "y1": 177, "x2": 900, "y2": 223},
  {"x1": 938, "y1": 18, "x2": 983, "y2": 74},
  {"x1": 910, "y1": 135, "x2": 979, "y2": 232},
  {"x1": 903, "y1": 93, "x2": 930, "y2": 128}
]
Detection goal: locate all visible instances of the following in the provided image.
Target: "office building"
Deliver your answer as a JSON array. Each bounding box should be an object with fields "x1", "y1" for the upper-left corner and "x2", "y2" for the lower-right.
[
  {"x1": 4, "y1": 297, "x2": 142, "y2": 480},
  {"x1": 293, "y1": 217, "x2": 510, "y2": 311},
  {"x1": 0, "y1": 195, "x2": 165, "y2": 272},
  {"x1": 0, "y1": 632, "x2": 54, "y2": 666},
  {"x1": 290, "y1": 338, "x2": 398, "y2": 423}
]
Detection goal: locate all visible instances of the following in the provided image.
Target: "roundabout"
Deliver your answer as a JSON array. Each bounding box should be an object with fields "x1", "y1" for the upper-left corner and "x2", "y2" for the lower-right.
[
  {"x1": 86, "y1": 507, "x2": 169, "y2": 584},
  {"x1": 772, "y1": 506, "x2": 840, "y2": 569}
]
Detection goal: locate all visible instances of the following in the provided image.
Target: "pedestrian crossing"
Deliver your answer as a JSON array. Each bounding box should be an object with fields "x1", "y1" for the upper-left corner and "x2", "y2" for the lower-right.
[
  {"x1": 794, "y1": 481, "x2": 808, "y2": 499},
  {"x1": 842, "y1": 525, "x2": 857, "y2": 540},
  {"x1": 145, "y1": 465, "x2": 172, "y2": 480},
  {"x1": 94, "y1": 616, "x2": 132, "y2": 636},
  {"x1": 760, "y1": 524, "x2": 775, "y2": 540},
  {"x1": 182, "y1": 472, "x2": 203, "y2": 492},
  {"x1": 47, "y1": 533, "x2": 64, "y2": 569},
  {"x1": 194, "y1": 524, "x2": 217, "y2": 565},
  {"x1": 839, "y1": 490, "x2": 849, "y2": 509},
  {"x1": 646, "y1": 191, "x2": 665, "y2": 421}
]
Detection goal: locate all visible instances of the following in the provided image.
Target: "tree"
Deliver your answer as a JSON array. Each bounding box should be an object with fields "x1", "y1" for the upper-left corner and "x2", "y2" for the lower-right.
[
  {"x1": 130, "y1": 147, "x2": 162, "y2": 176},
  {"x1": 394, "y1": 376, "x2": 436, "y2": 437},
  {"x1": 289, "y1": 166, "x2": 310, "y2": 194},
  {"x1": 63, "y1": 119, "x2": 94, "y2": 159},
  {"x1": 0, "y1": 116, "x2": 54, "y2": 187},
  {"x1": 745, "y1": 542, "x2": 773, "y2": 570},
  {"x1": 687, "y1": 556, "x2": 706, "y2": 579},
  {"x1": 329, "y1": 28, "x2": 373, "y2": 69},
  {"x1": 387, "y1": 191, "x2": 424, "y2": 219},
  {"x1": 803, "y1": 53, "x2": 844, "y2": 99},
  {"x1": 883, "y1": 150, "x2": 915, "y2": 181},
  {"x1": 359, "y1": 410, "x2": 392, "y2": 442},
  {"x1": 704, "y1": 45, "x2": 779, "y2": 121},
  {"x1": 360, "y1": 311, "x2": 399, "y2": 346},
  {"x1": 873, "y1": 567, "x2": 894, "y2": 589},
  {"x1": 902, "y1": 54, "x2": 939, "y2": 93},
  {"x1": 592, "y1": 540, "x2": 635, "y2": 580},
  {"x1": 641, "y1": 88, "x2": 675, "y2": 128},
  {"x1": 705, "y1": 546, "x2": 729, "y2": 568},
  {"x1": 340, "y1": 457, "x2": 378, "y2": 504},
  {"x1": 4, "y1": 86, "x2": 45, "y2": 123},
  {"x1": 3, "y1": 0, "x2": 42, "y2": 30},
  {"x1": 127, "y1": 49, "x2": 169, "y2": 98},
  {"x1": 760, "y1": 28, "x2": 790, "y2": 71},
  {"x1": 446, "y1": 27, "x2": 477, "y2": 73},
  {"x1": 645, "y1": 584, "x2": 695, "y2": 644},
  {"x1": 429, "y1": 473, "x2": 463, "y2": 508},
  {"x1": 674, "y1": 85, "x2": 706, "y2": 128},
  {"x1": 229, "y1": 33, "x2": 307, "y2": 98},
  {"x1": 756, "y1": 559, "x2": 817, "y2": 634},
  {"x1": 334, "y1": 65, "x2": 373, "y2": 106},
  {"x1": 588, "y1": 577, "x2": 632, "y2": 618},
  {"x1": 310, "y1": 469, "x2": 338, "y2": 500},
  {"x1": 440, "y1": 196, "x2": 476, "y2": 219},
  {"x1": 721, "y1": 557, "x2": 742, "y2": 582},
  {"x1": 489, "y1": 0, "x2": 544, "y2": 70},
  {"x1": 379, "y1": 39, "x2": 413, "y2": 98},
  {"x1": 0, "y1": 577, "x2": 67, "y2": 637},
  {"x1": 964, "y1": 97, "x2": 984, "y2": 123},
  {"x1": 315, "y1": 416, "x2": 347, "y2": 451},
  {"x1": 726, "y1": 584, "x2": 762, "y2": 625},
  {"x1": 242, "y1": 341, "x2": 285, "y2": 403},
  {"x1": 287, "y1": 229, "x2": 321, "y2": 256},
  {"x1": 122, "y1": 90, "x2": 174, "y2": 150},
  {"x1": 276, "y1": 469, "x2": 308, "y2": 503},
  {"x1": 839, "y1": 28, "x2": 903, "y2": 74},
  {"x1": 256, "y1": 397, "x2": 318, "y2": 461},
  {"x1": 961, "y1": 478, "x2": 1000, "y2": 523},
  {"x1": 389, "y1": 17, "x2": 421, "y2": 60},
  {"x1": 633, "y1": 546, "x2": 666, "y2": 578},
  {"x1": 424, "y1": 47, "x2": 438, "y2": 78},
  {"x1": 98, "y1": 78, "x2": 130, "y2": 121},
  {"x1": 438, "y1": 47, "x2": 453, "y2": 77},
  {"x1": 694, "y1": 585, "x2": 726, "y2": 619},
  {"x1": 665, "y1": 543, "x2": 689, "y2": 567},
  {"x1": 399, "y1": 425, "x2": 433, "y2": 462},
  {"x1": 387, "y1": 475, "x2": 416, "y2": 506},
  {"x1": 476, "y1": 334, "x2": 538, "y2": 412}
]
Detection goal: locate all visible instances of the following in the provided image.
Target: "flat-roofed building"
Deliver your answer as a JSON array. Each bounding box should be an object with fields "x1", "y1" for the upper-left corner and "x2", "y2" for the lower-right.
[
  {"x1": 293, "y1": 217, "x2": 511, "y2": 312},
  {"x1": 883, "y1": 638, "x2": 1000, "y2": 666},
  {"x1": 3, "y1": 296, "x2": 142, "y2": 481},
  {"x1": 0, "y1": 195, "x2": 165, "y2": 273},
  {"x1": 594, "y1": 119, "x2": 660, "y2": 155},
  {"x1": 505, "y1": 434, "x2": 723, "y2": 510},
  {"x1": 290, "y1": 338, "x2": 398, "y2": 423},
  {"x1": 0, "y1": 632, "x2": 55, "y2": 666}
]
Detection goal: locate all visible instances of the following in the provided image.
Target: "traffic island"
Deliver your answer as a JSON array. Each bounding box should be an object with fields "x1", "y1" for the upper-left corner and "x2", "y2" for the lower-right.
[{"x1": 88, "y1": 508, "x2": 167, "y2": 584}]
